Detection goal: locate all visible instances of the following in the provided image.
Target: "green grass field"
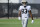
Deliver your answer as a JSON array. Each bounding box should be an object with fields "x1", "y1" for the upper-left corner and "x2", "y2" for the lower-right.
[{"x1": 0, "y1": 18, "x2": 40, "y2": 27}]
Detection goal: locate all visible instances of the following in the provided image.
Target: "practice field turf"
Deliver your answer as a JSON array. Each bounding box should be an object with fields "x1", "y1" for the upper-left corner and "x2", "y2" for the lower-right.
[{"x1": 0, "y1": 18, "x2": 40, "y2": 27}]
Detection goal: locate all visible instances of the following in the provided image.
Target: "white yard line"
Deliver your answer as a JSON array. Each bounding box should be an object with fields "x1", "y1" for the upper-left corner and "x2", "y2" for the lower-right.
[
  {"x1": 0, "y1": 22, "x2": 21, "y2": 24},
  {"x1": 0, "y1": 23, "x2": 22, "y2": 24}
]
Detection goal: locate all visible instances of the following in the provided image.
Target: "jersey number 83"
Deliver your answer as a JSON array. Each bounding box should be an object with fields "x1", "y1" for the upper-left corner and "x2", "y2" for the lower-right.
[{"x1": 21, "y1": 9, "x2": 27, "y2": 14}]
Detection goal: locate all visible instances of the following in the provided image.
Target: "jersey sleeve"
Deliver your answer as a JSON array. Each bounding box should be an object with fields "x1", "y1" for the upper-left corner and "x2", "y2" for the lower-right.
[
  {"x1": 27, "y1": 6, "x2": 31, "y2": 11},
  {"x1": 19, "y1": 6, "x2": 22, "y2": 10}
]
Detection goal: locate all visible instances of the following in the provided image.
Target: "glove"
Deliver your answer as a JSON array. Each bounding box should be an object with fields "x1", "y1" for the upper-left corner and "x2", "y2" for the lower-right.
[
  {"x1": 18, "y1": 17, "x2": 21, "y2": 20},
  {"x1": 31, "y1": 20, "x2": 34, "y2": 24}
]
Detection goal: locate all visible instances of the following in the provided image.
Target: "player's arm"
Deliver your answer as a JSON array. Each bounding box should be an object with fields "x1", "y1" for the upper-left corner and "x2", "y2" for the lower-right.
[
  {"x1": 18, "y1": 10, "x2": 21, "y2": 17},
  {"x1": 29, "y1": 10, "x2": 33, "y2": 20},
  {"x1": 18, "y1": 10, "x2": 21, "y2": 20},
  {"x1": 18, "y1": 6, "x2": 21, "y2": 20},
  {"x1": 29, "y1": 10, "x2": 34, "y2": 23}
]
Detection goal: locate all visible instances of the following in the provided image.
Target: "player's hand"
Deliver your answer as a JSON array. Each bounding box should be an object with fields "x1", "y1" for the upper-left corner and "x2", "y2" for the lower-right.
[
  {"x1": 31, "y1": 20, "x2": 34, "y2": 24},
  {"x1": 18, "y1": 17, "x2": 21, "y2": 20}
]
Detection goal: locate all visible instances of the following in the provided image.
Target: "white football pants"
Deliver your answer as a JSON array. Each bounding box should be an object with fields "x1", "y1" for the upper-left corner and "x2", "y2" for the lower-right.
[{"x1": 22, "y1": 18, "x2": 28, "y2": 27}]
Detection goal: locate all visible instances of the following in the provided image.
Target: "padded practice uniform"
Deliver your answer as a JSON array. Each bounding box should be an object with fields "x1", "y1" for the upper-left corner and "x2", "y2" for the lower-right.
[{"x1": 19, "y1": 5, "x2": 31, "y2": 27}]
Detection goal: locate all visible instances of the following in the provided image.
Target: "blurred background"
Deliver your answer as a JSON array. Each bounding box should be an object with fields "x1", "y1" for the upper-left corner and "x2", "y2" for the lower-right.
[
  {"x1": 0, "y1": 0, "x2": 40, "y2": 18},
  {"x1": 0, "y1": 0, "x2": 40, "y2": 27}
]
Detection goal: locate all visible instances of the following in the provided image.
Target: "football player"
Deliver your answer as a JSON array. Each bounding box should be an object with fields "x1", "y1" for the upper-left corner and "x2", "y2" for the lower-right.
[{"x1": 18, "y1": 0, "x2": 34, "y2": 27}]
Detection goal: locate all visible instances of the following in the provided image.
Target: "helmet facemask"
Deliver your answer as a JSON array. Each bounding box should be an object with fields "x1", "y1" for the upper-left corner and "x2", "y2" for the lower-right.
[{"x1": 22, "y1": 2, "x2": 27, "y2": 6}]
